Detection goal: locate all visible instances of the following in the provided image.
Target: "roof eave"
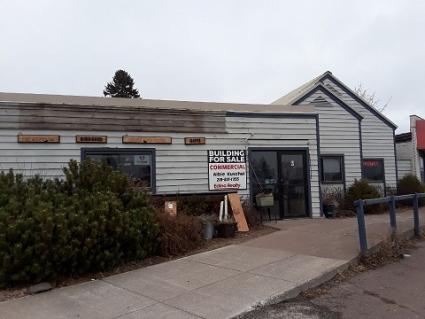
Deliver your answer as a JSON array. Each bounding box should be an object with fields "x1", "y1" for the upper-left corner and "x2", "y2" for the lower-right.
[
  {"x1": 320, "y1": 73, "x2": 397, "y2": 129},
  {"x1": 292, "y1": 83, "x2": 364, "y2": 121}
]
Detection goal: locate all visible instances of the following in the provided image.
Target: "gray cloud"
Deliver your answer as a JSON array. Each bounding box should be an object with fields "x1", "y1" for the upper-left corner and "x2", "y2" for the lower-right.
[{"x1": 1, "y1": 0, "x2": 424, "y2": 132}]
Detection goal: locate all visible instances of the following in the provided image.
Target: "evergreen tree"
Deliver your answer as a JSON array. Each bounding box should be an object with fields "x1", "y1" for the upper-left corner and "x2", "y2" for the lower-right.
[{"x1": 103, "y1": 69, "x2": 140, "y2": 98}]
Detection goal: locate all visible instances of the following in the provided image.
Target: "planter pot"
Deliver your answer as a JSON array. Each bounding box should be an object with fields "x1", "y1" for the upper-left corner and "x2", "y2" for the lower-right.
[
  {"x1": 323, "y1": 204, "x2": 335, "y2": 218},
  {"x1": 201, "y1": 221, "x2": 215, "y2": 240},
  {"x1": 216, "y1": 222, "x2": 237, "y2": 238},
  {"x1": 255, "y1": 193, "x2": 274, "y2": 207}
]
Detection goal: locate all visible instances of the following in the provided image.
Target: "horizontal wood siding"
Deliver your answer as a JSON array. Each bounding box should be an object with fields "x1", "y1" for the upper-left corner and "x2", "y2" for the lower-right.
[
  {"x1": 300, "y1": 90, "x2": 362, "y2": 190},
  {"x1": 0, "y1": 113, "x2": 320, "y2": 217},
  {"x1": 322, "y1": 79, "x2": 397, "y2": 189},
  {"x1": 0, "y1": 103, "x2": 226, "y2": 133},
  {"x1": 396, "y1": 140, "x2": 414, "y2": 179},
  {"x1": 396, "y1": 140, "x2": 412, "y2": 160},
  {"x1": 397, "y1": 160, "x2": 412, "y2": 179}
]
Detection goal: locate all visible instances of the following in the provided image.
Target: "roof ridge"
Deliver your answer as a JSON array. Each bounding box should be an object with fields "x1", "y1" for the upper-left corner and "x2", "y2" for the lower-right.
[
  {"x1": 271, "y1": 71, "x2": 397, "y2": 129},
  {"x1": 271, "y1": 71, "x2": 329, "y2": 105},
  {"x1": 322, "y1": 73, "x2": 397, "y2": 129}
]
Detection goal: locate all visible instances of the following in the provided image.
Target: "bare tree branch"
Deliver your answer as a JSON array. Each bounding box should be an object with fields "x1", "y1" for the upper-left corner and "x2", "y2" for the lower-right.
[{"x1": 354, "y1": 84, "x2": 391, "y2": 113}]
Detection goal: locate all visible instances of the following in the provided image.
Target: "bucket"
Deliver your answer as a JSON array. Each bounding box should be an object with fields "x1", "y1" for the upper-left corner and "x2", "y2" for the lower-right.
[
  {"x1": 202, "y1": 221, "x2": 215, "y2": 240},
  {"x1": 216, "y1": 222, "x2": 237, "y2": 238}
]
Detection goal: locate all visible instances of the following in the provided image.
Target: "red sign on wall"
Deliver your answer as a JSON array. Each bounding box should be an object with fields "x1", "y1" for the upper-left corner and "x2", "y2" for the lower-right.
[
  {"x1": 363, "y1": 159, "x2": 380, "y2": 168},
  {"x1": 416, "y1": 120, "x2": 425, "y2": 150}
]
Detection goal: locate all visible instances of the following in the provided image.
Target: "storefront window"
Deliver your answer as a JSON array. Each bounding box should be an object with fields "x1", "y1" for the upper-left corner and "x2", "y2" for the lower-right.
[
  {"x1": 321, "y1": 156, "x2": 344, "y2": 183},
  {"x1": 362, "y1": 158, "x2": 384, "y2": 182},
  {"x1": 82, "y1": 148, "x2": 155, "y2": 190}
]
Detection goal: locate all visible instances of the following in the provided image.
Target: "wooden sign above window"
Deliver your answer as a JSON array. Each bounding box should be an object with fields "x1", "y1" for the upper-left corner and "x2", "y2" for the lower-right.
[
  {"x1": 18, "y1": 134, "x2": 60, "y2": 143},
  {"x1": 185, "y1": 137, "x2": 206, "y2": 145},
  {"x1": 122, "y1": 136, "x2": 172, "y2": 144},
  {"x1": 76, "y1": 135, "x2": 107, "y2": 144}
]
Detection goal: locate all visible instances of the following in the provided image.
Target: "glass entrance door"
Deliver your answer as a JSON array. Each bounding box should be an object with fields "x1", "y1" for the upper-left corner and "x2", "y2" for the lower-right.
[
  {"x1": 279, "y1": 152, "x2": 308, "y2": 218},
  {"x1": 250, "y1": 151, "x2": 281, "y2": 220},
  {"x1": 250, "y1": 149, "x2": 309, "y2": 219}
]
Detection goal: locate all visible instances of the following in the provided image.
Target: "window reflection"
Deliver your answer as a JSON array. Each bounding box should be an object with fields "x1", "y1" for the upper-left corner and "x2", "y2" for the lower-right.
[{"x1": 84, "y1": 150, "x2": 153, "y2": 189}]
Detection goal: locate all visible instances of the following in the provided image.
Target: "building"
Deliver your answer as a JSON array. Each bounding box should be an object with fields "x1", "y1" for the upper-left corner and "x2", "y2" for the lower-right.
[
  {"x1": 0, "y1": 71, "x2": 398, "y2": 219},
  {"x1": 273, "y1": 71, "x2": 398, "y2": 195},
  {"x1": 395, "y1": 115, "x2": 425, "y2": 182}
]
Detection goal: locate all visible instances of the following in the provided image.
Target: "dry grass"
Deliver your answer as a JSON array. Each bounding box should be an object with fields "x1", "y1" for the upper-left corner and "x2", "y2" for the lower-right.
[{"x1": 156, "y1": 212, "x2": 203, "y2": 257}]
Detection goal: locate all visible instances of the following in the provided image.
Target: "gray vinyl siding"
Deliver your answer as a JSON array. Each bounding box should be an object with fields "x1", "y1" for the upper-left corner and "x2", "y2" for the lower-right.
[
  {"x1": 396, "y1": 140, "x2": 413, "y2": 179},
  {"x1": 396, "y1": 140, "x2": 413, "y2": 160},
  {"x1": 322, "y1": 79, "x2": 397, "y2": 189},
  {"x1": 397, "y1": 160, "x2": 412, "y2": 179},
  {"x1": 0, "y1": 115, "x2": 321, "y2": 217},
  {"x1": 298, "y1": 90, "x2": 362, "y2": 191}
]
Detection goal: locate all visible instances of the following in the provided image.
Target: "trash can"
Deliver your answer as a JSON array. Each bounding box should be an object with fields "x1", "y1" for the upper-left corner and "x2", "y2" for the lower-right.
[{"x1": 202, "y1": 220, "x2": 215, "y2": 240}]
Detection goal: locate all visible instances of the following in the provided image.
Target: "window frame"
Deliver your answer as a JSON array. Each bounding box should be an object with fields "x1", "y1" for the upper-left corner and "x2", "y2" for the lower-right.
[
  {"x1": 320, "y1": 155, "x2": 345, "y2": 184},
  {"x1": 81, "y1": 147, "x2": 156, "y2": 193},
  {"x1": 362, "y1": 158, "x2": 385, "y2": 183}
]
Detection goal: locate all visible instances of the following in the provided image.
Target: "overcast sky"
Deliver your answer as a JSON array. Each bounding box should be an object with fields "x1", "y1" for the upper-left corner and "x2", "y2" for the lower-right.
[{"x1": 1, "y1": 1, "x2": 424, "y2": 132}]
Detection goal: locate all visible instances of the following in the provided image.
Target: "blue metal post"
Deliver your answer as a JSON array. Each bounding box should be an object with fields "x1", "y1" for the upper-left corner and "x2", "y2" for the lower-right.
[
  {"x1": 356, "y1": 200, "x2": 368, "y2": 254},
  {"x1": 413, "y1": 193, "x2": 420, "y2": 236},
  {"x1": 389, "y1": 195, "x2": 397, "y2": 233}
]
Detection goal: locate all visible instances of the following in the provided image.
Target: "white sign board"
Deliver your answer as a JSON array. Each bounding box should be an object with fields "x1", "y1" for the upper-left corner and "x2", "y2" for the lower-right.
[
  {"x1": 134, "y1": 154, "x2": 151, "y2": 165},
  {"x1": 208, "y1": 150, "x2": 247, "y2": 190}
]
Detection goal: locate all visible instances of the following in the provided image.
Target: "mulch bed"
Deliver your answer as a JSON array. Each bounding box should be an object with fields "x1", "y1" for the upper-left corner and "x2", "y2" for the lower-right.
[{"x1": 0, "y1": 225, "x2": 277, "y2": 302}]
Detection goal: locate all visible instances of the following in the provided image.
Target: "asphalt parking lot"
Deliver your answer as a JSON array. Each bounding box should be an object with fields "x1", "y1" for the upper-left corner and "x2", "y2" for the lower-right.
[{"x1": 241, "y1": 240, "x2": 425, "y2": 319}]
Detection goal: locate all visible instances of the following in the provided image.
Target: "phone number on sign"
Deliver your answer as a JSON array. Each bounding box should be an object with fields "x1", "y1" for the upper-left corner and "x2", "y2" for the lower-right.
[{"x1": 215, "y1": 177, "x2": 240, "y2": 182}]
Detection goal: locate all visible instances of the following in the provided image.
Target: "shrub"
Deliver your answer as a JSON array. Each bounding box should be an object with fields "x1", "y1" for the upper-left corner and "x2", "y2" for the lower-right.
[
  {"x1": 398, "y1": 174, "x2": 425, "y2": 195},
  {"x1": 398, "y1": 174, "x2": 425, "y2": 207},
  {"x1": 341, "y1": 180, "x2": 383, "y2": 214},
  {"x1": 0, "y1": 159, "x2": 159, "y2": 287},
  {"x1": 156, "y1": 212, "x2": 202, "y2": 257}
]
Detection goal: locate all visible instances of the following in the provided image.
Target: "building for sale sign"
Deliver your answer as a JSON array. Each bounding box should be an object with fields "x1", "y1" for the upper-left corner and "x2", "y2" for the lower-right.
[{"x1": 208, "y1": 150, "x2": 247, "y2": 190}]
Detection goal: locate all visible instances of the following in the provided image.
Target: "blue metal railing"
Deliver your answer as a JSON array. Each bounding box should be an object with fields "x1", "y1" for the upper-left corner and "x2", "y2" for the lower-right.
[{"x1": 354, "y1": 193, "x2": 425, "y2": 254}]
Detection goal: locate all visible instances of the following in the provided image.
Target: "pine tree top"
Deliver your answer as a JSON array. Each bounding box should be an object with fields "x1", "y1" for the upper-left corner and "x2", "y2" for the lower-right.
[{"x1": 103, "y1": 70, "x2": 141, "y2": 98}]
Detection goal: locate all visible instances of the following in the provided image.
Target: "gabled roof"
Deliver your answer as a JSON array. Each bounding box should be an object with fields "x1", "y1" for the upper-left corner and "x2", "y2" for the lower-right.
[
  {"x1": 292, "y1": 82, "x2": 363, "y2": 121},
  {"x1": 272, "y1": 71, "x2": 397, "y2": 129},
  {"x1": 272, "y1": 71, "x2": 331, "y2": 105}
]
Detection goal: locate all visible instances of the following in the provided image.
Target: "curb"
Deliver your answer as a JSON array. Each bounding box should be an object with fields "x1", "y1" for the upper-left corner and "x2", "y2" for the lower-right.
[
  {"x1": 232, "y1": 260, "x2": 350, "y2": 319},
  {"x1": 232, "y1": 225, "x2": 425, "y2": 319}
]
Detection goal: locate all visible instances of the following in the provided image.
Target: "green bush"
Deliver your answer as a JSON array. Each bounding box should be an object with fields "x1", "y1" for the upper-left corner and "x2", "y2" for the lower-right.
[
  {"x1": 398, "y1": 174, "x2": 425, "y2": 207},
  {"x1": 342, "y1": 180, "x2": 382, "y2": 213},
  {"x1": 0, "y1": 159, "x2": 159, "y2": 287},
  {"x1": 398, "y1": 174, "x2": 425, "y2": 195}
]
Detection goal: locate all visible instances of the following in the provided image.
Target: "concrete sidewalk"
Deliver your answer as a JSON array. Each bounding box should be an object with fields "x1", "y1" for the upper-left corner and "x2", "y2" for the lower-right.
[
  {"x1": 1, "y1": 209, "x2": 424, "y2": 319},
  {"x1": 241, "y1": 240, "x2": 425, "y2": 319}
]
